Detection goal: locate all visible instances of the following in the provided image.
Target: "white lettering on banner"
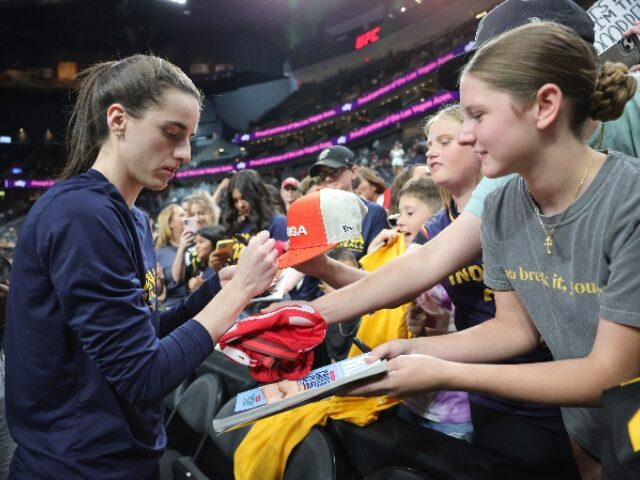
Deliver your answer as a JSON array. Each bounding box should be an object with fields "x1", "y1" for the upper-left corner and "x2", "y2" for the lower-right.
[
  {"x1": 287, "y1": 225, "x2": 308, "y2": 236},
  {"x1": 588, "y1": 0, "x2": 640, "y2": 53}
]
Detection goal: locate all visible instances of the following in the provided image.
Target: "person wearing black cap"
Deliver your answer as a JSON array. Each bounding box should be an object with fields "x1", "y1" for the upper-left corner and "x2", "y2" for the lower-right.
[
  {"x1": 310, "y1": 145, "x2": 357, "y2": 177},
  {"x1": 310, "y1": 145, "x2": 388, "y2": 260},
  {"x1": 437, "y1": 0, "x2": 596, "y2": 91}
]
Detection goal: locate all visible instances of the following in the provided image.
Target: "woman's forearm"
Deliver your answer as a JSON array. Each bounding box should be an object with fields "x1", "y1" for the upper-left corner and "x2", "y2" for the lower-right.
[
  {"x1": 314, "y1": 212, "x2": 483, "y2": 324},
  {"x1": 171, "y1": 248, "x2": 186, "y2": 283}
]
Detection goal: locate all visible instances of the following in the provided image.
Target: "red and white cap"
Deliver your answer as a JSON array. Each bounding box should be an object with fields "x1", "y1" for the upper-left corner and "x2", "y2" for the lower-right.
[
  {"x1": 277, "y1": 188, "x2": 367, "y2": 268},
  {"x1": 281, "y1": 177, "x2": 300, "y2": 189}
]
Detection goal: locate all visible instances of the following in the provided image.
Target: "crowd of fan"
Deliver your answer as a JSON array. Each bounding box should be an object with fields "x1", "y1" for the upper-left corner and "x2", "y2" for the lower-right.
[
  {"x1": 253, "y1": 18, "x2": 477, "y2": 130},
  {"x1": 239, "y1": 19, "x2": 477, "y2": 162}
]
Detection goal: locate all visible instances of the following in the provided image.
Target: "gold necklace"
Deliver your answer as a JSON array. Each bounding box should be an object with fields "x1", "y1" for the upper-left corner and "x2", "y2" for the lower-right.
[{"x1": 528, "y1": 153, "x2": 593, "y2": 255}]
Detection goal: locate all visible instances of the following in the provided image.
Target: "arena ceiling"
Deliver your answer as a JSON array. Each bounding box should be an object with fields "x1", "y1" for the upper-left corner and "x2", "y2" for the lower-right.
[
  {"x1": 0, "y1": 0, "x2": 394, "y2": 70},
  {"x1": 0, "y1": 0, "x2": 596, "y2": 75}
]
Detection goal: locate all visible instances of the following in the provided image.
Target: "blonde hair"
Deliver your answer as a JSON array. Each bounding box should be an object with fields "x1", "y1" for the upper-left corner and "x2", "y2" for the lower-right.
[
  {"x1": 186, "y1": 190, "x2": 219, "y2": 226},
  {"x1": 422, "y1": 103, "x2": 481, "y2": 210},
  {"x1": 155, "y1": 203, "x2": 181, "y2": 248},
  {"x1": 463, "y1": 22, "x2": 637, "y2": 134}
]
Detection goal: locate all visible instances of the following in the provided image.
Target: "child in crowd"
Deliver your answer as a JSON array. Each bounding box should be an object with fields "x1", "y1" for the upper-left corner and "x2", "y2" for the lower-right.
[
  {"x1": 361, "y1": 174, "x2": 479, "y2": 441},
  {"x1": 187, "y1": 225, "x2": 227, "y2": 292},
  {"x1": 387, "y1": 164, "x2": 431, "y2": 215},
  {"x1": 406, "y1": 105, "x2": 575, "y2": 471},
  {"x1": 171, "y1": 190, "x2": 218, "y2": 287},
  {"x1": 348, "y1": 22, "x2": 639, "y2": 479},
  {"x1": 367, "y1": 176, "x2": 441, "y2": 254}
]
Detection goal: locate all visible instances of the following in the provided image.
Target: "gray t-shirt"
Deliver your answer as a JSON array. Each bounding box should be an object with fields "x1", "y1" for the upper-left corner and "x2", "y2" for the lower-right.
[{"x1": 481, "y1": 151, "x2": 640, "y2": 456}]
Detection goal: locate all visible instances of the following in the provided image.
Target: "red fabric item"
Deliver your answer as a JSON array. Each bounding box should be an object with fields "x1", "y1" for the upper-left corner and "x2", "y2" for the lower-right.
[{"x1": 218, "y1": 304, "x2": 327, "y2": 382}]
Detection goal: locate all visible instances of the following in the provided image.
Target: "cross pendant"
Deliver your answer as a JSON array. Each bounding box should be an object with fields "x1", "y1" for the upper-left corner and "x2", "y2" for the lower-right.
[{"x1": 544, "y1": 235, "x2": 553, "y2": 254}]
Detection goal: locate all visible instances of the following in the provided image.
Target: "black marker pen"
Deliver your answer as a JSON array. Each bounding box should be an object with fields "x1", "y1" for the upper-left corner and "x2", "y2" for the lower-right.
[{"x1": 352, "y1": 337, "x2": 372, "y2": 353}]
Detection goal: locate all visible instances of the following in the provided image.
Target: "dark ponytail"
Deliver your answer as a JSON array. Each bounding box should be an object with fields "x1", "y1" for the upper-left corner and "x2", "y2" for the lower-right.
[{"x1": 61, "y1": 55, "x2": 202, "y2": 179}]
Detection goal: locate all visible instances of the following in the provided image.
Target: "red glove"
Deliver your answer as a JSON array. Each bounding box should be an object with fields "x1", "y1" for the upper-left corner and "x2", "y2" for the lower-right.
[{"x1": 218, "y1": 304, "x2": 327, "y2": 382}]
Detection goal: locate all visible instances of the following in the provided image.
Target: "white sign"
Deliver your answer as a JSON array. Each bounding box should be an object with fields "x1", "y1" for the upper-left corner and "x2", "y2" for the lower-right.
[{"x1": 588, "y1": 0, "x2": 640, "y2": 53}]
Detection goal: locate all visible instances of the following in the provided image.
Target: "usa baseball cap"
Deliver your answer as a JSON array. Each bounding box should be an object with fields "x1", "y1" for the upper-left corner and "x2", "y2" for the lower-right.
[
  {"x1": 277, "y1": 188, "x2": 367, "y2": 268},
  {"x1": 437, "y1": 0, "x2": 595, "y2": 91},
  {"x1": 309, "y1": 145, "x2": 355, "y2": 177}
]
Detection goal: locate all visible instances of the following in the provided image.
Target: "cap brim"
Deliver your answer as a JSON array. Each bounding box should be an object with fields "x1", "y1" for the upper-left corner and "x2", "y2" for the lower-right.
[
  {"x1": 309, "y1": 159, "x2": 349, "y2": 177},
  {"x1": 437, "y1": 49, "x2": 474, "y2": 91},
  {"x1": 277, "y1": 243, "x2": 338, "y2": 268}
]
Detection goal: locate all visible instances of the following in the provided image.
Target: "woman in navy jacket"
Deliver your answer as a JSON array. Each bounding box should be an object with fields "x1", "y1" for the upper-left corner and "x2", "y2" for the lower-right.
[{"x1": 5, "y1": 55, "x2": 277, "y2": 479}]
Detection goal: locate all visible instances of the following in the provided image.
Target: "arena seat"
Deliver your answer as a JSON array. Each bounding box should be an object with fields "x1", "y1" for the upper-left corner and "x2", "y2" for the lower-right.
[{"x1": 160, "y1": 374, "x2": 225, "y2": 480}]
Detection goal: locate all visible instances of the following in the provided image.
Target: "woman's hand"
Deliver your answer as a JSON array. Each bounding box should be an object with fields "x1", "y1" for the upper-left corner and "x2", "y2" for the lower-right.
[
  {"x1": 178, "y1": 229, "x2": 195, "y2": 250},
  {"x1": 261, "y1": 299, "x2": 313, "y2": 313},
  {"x1": 208, "y1": 250, "x2": 230, "y2": 272},
  {"x1": 188, "y1": 275, "x2": 205, "y2": 292},
  {"x1": 405, "y1": 294, "x2": 451, "y2": 337},
  {"x1": 155, "y1": 262, "x2": 165, "y2": 296},
  {"x1": 405, "y1": 304, "x2": 428, "y2": 337},
  {"x1": 365, "y1": 338, "x2": 413, "y2": 363},
  {"x1": 342, "y1": 353, "x2": 449, "y2": 398},
  {"x1": 217, "y1": 265, "x2": 236, "y2": 287},
  {"x1": 232, "y1": 231, "x2": 278, "y2": 298}
]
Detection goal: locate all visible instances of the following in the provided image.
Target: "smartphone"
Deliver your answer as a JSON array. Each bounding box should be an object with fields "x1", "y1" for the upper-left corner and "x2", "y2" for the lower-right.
[
  {"x1": 599, "y1": 34, "x2": 640, "y2": 68},
  {"x1": 183, "y1": 217, "x2": 198, "y2": 233},
  {"x1": 215, "y1": 239, "x2": 234, "y2": 255}
]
